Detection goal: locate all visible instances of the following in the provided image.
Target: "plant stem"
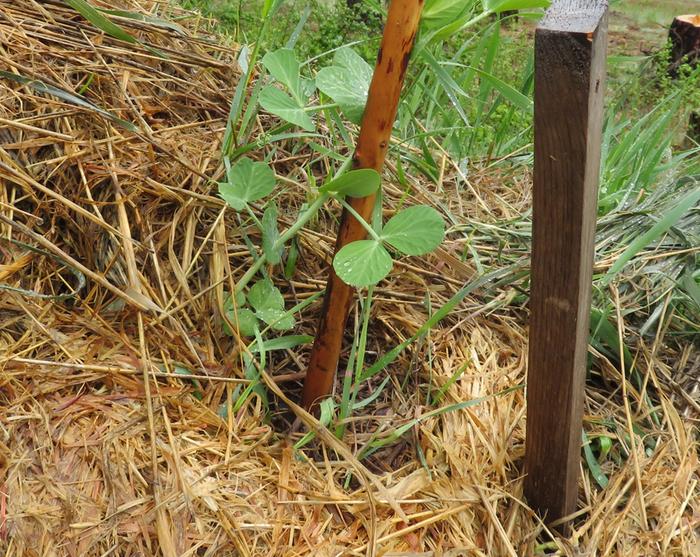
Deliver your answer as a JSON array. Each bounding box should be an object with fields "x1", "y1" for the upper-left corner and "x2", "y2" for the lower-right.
[
  {"x1": 336, "y1": 197, "x2": 382, "y2": 242},
  {"x1": 245, "y1": 204, "x2": 263, "y2": 230},
  {"x1": 235, "y1": 192, "x2": 330, "y2": 294},
  {"x1": 305, "y1": 103, "x2": 340, "y2": 112}
]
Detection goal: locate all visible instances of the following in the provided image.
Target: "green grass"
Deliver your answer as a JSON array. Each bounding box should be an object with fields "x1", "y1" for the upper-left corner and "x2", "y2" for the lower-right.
[
  {"x1": 179, "y1": 0, "x2": 384, "y2": 60},
  {"x1": 613, "y1": 0, "x2": 700, "y2": 29}
]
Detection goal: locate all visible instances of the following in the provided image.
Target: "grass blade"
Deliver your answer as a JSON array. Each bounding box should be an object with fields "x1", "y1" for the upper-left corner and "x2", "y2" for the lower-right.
[
  {"x1": 0, "y1": 70, "x2": 138, "y2": 131},
  {"x1": 64, "y1": 0, "x2": 138, "y2": 44},
  {"x1": 604, "y1": 184, "x2": 700, "y2": 282}
]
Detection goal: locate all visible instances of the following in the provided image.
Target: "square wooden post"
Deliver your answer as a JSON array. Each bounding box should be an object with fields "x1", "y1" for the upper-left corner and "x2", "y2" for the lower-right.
[{"x1": 525, "y1": 0, "x2": 608, "y2": 527}]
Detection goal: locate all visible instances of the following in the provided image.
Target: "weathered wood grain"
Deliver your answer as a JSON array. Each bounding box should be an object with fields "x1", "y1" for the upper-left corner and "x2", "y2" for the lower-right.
[{"x1": 524, "y1": 0, "x2": 609, "y2": 527}]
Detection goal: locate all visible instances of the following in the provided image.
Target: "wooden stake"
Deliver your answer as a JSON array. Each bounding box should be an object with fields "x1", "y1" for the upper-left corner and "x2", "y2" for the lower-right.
[
  {"x1": 525, "y1": 0, "x2": 608, "y2": 528},
  {"x1": 302, "y1": 0, "x2": 425, "y2": 410}
]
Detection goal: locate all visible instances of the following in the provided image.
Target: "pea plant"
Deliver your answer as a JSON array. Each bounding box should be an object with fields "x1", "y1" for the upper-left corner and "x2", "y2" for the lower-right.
[{"x1": 218, "y1": 44, "x2": 445, "y2": 338}]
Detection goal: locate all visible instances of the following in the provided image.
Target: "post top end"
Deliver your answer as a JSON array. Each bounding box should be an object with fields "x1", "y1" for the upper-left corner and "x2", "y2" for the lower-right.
[{"x1": 538, "y1": 0, "x2": 608, "y2": 34}]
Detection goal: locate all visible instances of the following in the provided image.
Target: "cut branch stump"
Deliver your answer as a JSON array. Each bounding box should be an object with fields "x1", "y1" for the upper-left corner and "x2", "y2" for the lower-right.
[
  {"x1": 668, "y1": 15, "x2": 700, "y2": 141},
  {"x1": 669, "y1": 15, "x2": 700, "y2": 77}
]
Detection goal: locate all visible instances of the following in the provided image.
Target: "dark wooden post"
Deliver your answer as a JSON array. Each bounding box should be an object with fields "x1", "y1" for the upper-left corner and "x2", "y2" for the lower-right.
[{"x1": 525, "y1": 0, "x2": 608, "y2": 528}]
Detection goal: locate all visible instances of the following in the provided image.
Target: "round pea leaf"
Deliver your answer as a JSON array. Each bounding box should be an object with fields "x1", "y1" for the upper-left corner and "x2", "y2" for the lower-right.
[
  {"x1": 315, "y1": 47, "x2": 372, "y2": 124},
  {"x1": 224, "y1": 290, "x2": 246, "y2": 309},
  {"x1": 422, "y1": 0, "x2": 471, "y2": 29},
  {"x1": 381, "y1": 205, "x2": 445, "y2": 256},
  {"x1": 223, "y1": 307, "x2": 257, "y2": 337},
  {"x1": 256, "y1": 307, "x2": 295, "y2": 330},
  {"x1": 333, "y1": 240, "x2": 393, "y2": 287},
  {"x1": 219, "y1": 157, "x2": 276, "y2": 211},
  {"x1": 261, "y1": 48, "x2": 302, "y2": 103},
  {"x1": 259, "y1": 85, "x2": 314, "y2": 131},
  {"x1": 319, "y1": 168, "x2": 381, "y2": 198},
  {"x1": 248, "y1": 278, "x2": 285, "y2": 312}
]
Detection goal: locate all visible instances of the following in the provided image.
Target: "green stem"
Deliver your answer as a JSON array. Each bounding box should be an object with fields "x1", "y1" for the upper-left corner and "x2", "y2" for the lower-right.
[
  {"x1": 245, "y1": 204, "x2": 263, "y2": 230},
  {"x1": 337, "y1": 197, "x2": 382, "y2": 242},
  {"x1": 235, "y1": 192, "x2": 330, "y2": 294},
  {"x1": 233, "y1": 157, "x2": 354, "y2": 294},
  {"x1": 304, "y1": 103, "x2": 340, "y2": 112}
]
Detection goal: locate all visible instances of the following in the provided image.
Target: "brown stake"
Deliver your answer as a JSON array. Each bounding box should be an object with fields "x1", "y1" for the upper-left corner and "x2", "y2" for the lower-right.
[
  {"x1": 524, "y1": 0, "x2": 608, "y2": 529},
  {"x1": 302, "y1": 0, "x2": 425, "y2": 410}
]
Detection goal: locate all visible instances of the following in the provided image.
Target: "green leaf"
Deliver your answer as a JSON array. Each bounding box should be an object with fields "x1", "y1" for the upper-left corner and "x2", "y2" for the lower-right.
[
  {"x1": 597, "y1": 435, "x2": 613, "y2": 461},
  {"x1": 680, "y1": 271, "x2": 700, "y2": 310},
  {"x1": 360, "y1": 266, "x2": 516, "y2": 382},
  {"x1": 604, "y1": 186, "x2": 700, "y2": 282},
  {"x1": 256, "y1": 307, "x2": 295, "y2": 330},
  {"x1": 582, "y1": 431, "x2": 609, "y2": 489},
  {"x1": 248, "y1": 278, "x2": 285, "y2": 312},
  {"x1": 284, "y1": 238, "x2": 299, "y2": 279},
  {"x1": 294, "y1": 397, "x2": 335, "y2": 450},
  {"x1": 483, "y1": 0, "x2": 551, "y2": 12},
  {"x1": 218, "y1": 157, "x2": 276, "y2": 211},
  {"x1": 318, "y1": 169, "x2": 381, "y2": 197},
  {"x1": 259, "y1": 86, "x2": 314, "y2": 131},
  {"x1": 352, "y1": 375, "x2": 391, "y2": 411},
  {"x1": 246, "y1": 280, "x2": 295, "y2": 329},
  {"x1": 422, "y1": 0, "x2": 472, "y2": 29},
  {"x1": 224, "y1": 290, "x2": 246, "y2": 310},
  {"x1": 99, "y1": 9, "x2": 186, "y2": 34},
  {"x1": 419, "y1": 50, "x2": 470, "y2": 126},
  {"x1": 262, "y1": 202, "x2": 281, "y2": 265},
  {"x1": 315, "y1": 48, "x2": 372, "y2": 124},
  {"x1": 382, "y1": 205, "x2": 445, "y2": 256},
  {"x1": 64, "y1": 0, "x2": 138, "y2": 44},
  {"x1": 333, "y1": 240, "x2": 393, "y2": 287},
  {"x1": 261, "y1": 0, "x2": 284, "y2": 18},
  {"x1": 223, "y1": 307, "x2": 257, "y2": 337},
  {"x1": 468, "y1": 67, "x2": 533, "y2": 113},
  {"x1": 262, "y1": 48, "x2": 303, "y2": 103}
]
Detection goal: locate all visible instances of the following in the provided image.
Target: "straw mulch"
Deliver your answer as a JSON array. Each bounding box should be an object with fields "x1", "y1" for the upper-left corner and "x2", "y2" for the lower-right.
[{"x1": 0, "y1": 1, "x2": 697, "y2": 555}]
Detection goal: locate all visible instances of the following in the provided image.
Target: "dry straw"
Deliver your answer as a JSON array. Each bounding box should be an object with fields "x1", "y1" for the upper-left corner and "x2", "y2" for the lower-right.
[{"x1": 0, "y1": 1, "x2": 697, "y2": 555}]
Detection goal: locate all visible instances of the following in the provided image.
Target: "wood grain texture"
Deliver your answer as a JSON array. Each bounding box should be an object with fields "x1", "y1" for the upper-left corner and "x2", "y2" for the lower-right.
[
  {"x1": 524, "y1": 0, "x2": 608, "y2": 526},
  {"x1": 302, "y1": 0, "x2": 424, "y2": 410}
]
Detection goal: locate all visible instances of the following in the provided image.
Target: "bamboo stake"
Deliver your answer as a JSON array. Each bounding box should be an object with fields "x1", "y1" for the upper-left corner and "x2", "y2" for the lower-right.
[{"x1": 302, "y1": 0, "x2": 425, "y2": 410}]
